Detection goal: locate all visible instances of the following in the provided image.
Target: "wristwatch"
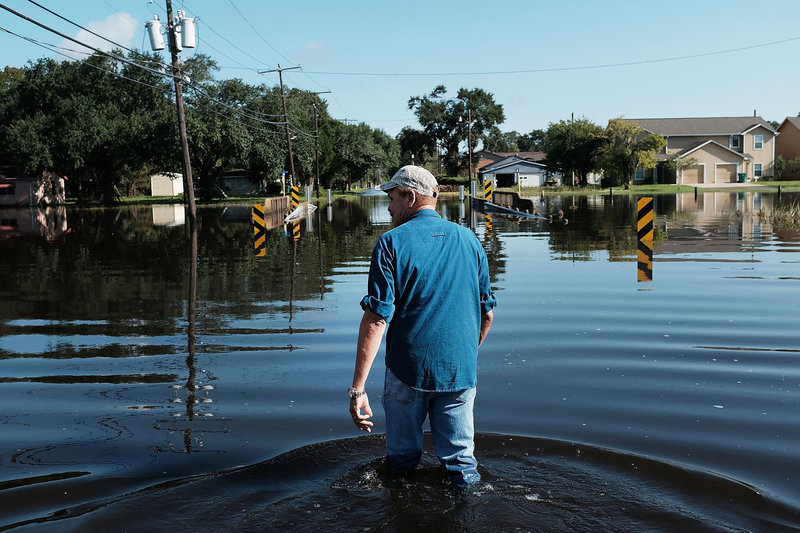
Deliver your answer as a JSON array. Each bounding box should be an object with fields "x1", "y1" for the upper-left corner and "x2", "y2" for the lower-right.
[{"x1": 348, "y1": 387, "x2": 366, "y2": 399}]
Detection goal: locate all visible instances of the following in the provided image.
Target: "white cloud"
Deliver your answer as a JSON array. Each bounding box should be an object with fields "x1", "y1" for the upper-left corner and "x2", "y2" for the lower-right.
[
  {"x1": 61, "y1": 12, "x2": 139, "y2": 57},
  {"x1": 292, "y1": 40, "x2": 333, "y2": 66}
]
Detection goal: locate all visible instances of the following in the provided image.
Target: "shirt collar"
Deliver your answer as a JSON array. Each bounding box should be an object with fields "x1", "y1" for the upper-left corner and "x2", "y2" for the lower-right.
[{"x1": 408, "y1": 208, "x2": 440, "y2": 221}]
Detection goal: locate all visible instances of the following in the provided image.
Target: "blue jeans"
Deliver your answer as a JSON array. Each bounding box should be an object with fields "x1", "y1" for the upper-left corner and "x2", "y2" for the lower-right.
[{"x1": 382, "y1": 367, "x2": 480, "y2": 486}]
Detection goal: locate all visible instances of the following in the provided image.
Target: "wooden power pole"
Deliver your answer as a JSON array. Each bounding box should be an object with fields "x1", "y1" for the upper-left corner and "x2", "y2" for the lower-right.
[
  {"x1": 164, "y1": 0, "x2": 196, "y2": 225},
  {"x1": 311, "y1": 91, "x2": 330, "y2": 197},
  {"x1": 259, "y1": 64, "x2": 301, "y2": 188}
]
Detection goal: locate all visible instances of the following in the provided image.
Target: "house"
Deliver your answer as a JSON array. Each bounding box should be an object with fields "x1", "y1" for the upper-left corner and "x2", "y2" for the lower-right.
[
  {"x1": 150, "y1": 172, "x2": 184, "y2": 197},
  {"x1": 479, "y1": 155, "x2": 560, "y2": 188},
  {"x1": 475, "y1": 150, "x2": 546, "y2": 174},
  {"x1": 0, "y1": 166, "x2": 66, "y2": 206},
  {"x1": 477, "y1": 152, "x2": 560, "y2": 187},
  {"x1": 775, "y1": 117, "x2": 800, "y2": 178},
  {"x1": 220, "y1": 169, "x2": 262, "y2": 196},
  {"x1": 626, "y1": 117, "x2": 778, "y2": 184}
]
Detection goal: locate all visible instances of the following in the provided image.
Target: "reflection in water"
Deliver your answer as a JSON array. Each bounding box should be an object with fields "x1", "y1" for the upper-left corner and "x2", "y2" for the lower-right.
[
  {"x1": 0, "y1": 192, "x2": 798, "y2": 531},
  {"x1": 0, "y1": 206, "x2": 69, "y2": 243},
  {"x1": 151, "y1": 204, "x2": 185, "y2": 227},
  {"x1": 184, "y1": 222, "x2": 199, "y2": 452}
]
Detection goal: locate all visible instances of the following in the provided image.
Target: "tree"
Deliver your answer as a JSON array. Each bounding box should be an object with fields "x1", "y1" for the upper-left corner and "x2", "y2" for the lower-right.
[
  {"x1": 408, "y1": 85, "x2": 505, "y2": 176},
  {"x1": 483, "y1": 129, "x2": 519, "y2": 152},
  {"x1": 773, "y1": 155, "x2": 787, "y2": 179},
  {"x1": 785, "y1": 156, "x2": 800, "y2": 180},
  {"x1": 328, "y1": 121, "x2": 399, "y2": 190},
  {"x1": 595, "y1": 119, "x2": 666, "y2": 186},
  {"x1": 518, "y1": 129, "x2": 546, "y2": 152},
  {"x1": 543, "y1": 117, "x2": 604, "y2": 186},
  {"x1": 664, "y1": 155, "x2": 698, "y2": 185},
  {"x1": 0, "y1": 51, "x2": 175, "y2": 204},
  {"x1": 183, "y1": 59, "x2": 256, "y2": 200},
  {"x1": 396, "y1": 127, "x2": 432, "y2": 167}
]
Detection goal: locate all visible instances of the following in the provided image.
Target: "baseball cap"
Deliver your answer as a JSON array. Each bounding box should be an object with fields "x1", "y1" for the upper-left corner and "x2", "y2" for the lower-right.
[{"x1": 379, "y1": 165, "x2": 439, "y2": 198}]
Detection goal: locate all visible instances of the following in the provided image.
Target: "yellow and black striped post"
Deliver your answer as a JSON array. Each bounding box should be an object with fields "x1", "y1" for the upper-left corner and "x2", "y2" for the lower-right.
[
  {"x1": 637, "y1": 196, "x2": 654, "y2": 282},
  {"x1": 291, "y1": 220, "x2": 300, "y2": 241},
  {"x1": 252, "y1": 203, "x2": 266, "y2": 257},
  {"x1": 637, "y1": 196, "x2": 654, "y2": 241},
  {"x1": 485, "y1": 214, "x2": 493, "y2": 238},
  {"x1": 484, "y1": 179, "x2": 493, "y2": 203},
  {"x1": 637, "y1": 239, "x2": 653, "y2": 282},
  {"x1": 290, "y1": 186, "x2": 300, "y2": 211}
]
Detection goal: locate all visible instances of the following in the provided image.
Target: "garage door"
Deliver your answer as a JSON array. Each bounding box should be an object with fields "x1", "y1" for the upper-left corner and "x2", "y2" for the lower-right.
[
  {"x1": 682, "y1": 165, "x2": 703, "y2": 184},
  {"x1": 715, "y1": 164, "x2": 737, "y2": 183}
]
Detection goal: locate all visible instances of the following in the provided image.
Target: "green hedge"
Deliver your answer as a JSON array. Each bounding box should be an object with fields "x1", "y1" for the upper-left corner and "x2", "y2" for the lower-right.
[{"x1": 436, "y1": 176, "x2": 470, "y2": 186}]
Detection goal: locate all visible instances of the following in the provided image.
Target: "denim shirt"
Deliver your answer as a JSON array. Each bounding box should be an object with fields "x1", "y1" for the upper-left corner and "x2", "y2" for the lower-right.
[{"x1": 360, "y1": 209, "x2": 497, "y2": 391}]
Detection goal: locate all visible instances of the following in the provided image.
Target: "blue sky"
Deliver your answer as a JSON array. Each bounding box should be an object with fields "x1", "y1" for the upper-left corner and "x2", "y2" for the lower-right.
[{"x1": 2, "y1": 0, "x2": 800, "y2": 137}]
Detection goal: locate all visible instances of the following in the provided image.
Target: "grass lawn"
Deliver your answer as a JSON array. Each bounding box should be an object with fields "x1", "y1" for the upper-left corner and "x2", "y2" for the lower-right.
[
  {"x1": 499, "y1": 180, "x2": 800, "y2": 197},
  {"x1": 89, "y1": 179, "x2": 800, "y2": 208}
]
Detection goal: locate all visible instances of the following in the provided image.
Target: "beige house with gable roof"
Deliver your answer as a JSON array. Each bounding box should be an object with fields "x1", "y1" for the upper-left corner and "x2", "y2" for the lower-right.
[{"x1": 626, "y1": 117, "x2": 778, "y2": 184}]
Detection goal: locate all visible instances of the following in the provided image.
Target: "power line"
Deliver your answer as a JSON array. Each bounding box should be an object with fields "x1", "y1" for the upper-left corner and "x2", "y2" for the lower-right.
[
  {"x1": 184, "y1": 84, "x2": 288, "y2": 125},
  {"x1": 225, "y1": 0, "x2": 292, "y2": 65},
  {"x1": 25, "y1": 0, "x2": 137, "y2": 55},
  {"x1": 0, "y1": 5, "x2": 291, "y2": 134},
  {"x1": 0, "y1": 2, "x2": 173, "y2": 81},
  {"x1": 177, "y1": 5, "x2": 270, "y2": 69},
  {"x1": 301, "y1": 35, "x2": 800, "y2": 77},
  {"x1": 0, "y1": 25, "x2": 171, "y2": 92}
]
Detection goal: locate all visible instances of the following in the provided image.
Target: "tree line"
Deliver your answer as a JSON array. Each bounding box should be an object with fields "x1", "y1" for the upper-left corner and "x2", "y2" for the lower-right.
[
  {"x1": 401, "y1": 85, "x2": 667, "y2": 187},
  {"x1": 1, "y1": 51, "x2": 674, "y2": 206},
  {"x1": 0, "y1": 52, "x2": 400, "y2": 204}
]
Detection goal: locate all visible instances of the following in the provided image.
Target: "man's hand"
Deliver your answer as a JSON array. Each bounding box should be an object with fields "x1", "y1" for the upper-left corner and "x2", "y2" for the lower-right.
[{"x1": 350, "y1": 394, "x2": 373, "y2": 432}]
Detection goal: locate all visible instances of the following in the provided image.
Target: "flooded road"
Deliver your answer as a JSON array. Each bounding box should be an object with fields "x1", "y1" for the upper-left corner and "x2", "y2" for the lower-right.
[{"x1": 1, "y1": 191, "x2": 799, "y2": 531}]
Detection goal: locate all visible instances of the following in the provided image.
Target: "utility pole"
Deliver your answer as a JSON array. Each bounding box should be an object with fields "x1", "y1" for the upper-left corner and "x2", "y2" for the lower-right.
[
  {"x1": 311, "y1": 91, "x2": 331, "y2": 198},
  {"x1": 164, "y1": 0, "x2": 196, "y2": 225},
  {"x1": 467, "y1": 108, "x2": 473, "y2": 182},
  {"x1": 259, "y1": 64, "x2": 301, "y2": 188}
]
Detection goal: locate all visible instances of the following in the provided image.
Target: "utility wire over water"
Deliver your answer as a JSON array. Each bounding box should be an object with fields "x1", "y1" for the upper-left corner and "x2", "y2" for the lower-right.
[{"x1": 0, "y1": 192, "x2": 799, "y2": 531}]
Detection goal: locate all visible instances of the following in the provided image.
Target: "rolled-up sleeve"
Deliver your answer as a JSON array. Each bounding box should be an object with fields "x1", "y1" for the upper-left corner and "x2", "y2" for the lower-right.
[
  {"x1": 478, "y1": 249, "x2": 497, "y2": 314},
  {"x1": 360, "y1": 239, "x2": 396, "y2": 321}
]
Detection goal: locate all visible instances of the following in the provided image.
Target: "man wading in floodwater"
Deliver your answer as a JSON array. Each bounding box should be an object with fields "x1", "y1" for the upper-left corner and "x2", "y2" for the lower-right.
[{"x1": 349, "y1": 165, "x2": 496, "y2": 487}]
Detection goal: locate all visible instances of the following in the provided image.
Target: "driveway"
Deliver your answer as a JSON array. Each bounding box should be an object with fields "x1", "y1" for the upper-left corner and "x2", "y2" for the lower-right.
[{"x1": 692, "y1": 181, "x2": 768, "y2": 189}]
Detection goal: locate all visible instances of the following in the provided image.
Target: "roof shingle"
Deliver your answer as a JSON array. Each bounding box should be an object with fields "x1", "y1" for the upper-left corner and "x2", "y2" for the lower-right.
[{"x1": 626, "y1": 116, "x2": 774, "y2": 136}]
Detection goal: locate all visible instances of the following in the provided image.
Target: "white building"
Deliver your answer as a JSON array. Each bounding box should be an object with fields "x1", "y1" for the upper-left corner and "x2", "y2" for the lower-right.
[
  {"x1": 479, "y1": 155, "x2": 561, "y2": 187},
  {"x1": 150, "y1": 172, "x2": 184, "y2": 197}
]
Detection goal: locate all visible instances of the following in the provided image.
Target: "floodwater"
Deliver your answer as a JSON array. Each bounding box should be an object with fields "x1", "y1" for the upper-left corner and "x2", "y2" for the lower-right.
[{"x1": 1, "y1": 191, "x2": 799, "y2": 532}]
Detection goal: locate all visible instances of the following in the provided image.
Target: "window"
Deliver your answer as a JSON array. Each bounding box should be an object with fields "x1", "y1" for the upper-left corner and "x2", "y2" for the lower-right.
[
  {"x1": 730, "y1": 135, "x2": 740, "y2": 149},
  {"x1": 754, "y1": 163, "x2": 762, "y2": 179},
  {"x1": 754, "y1": 134, "x2": 764, "y2": 150}
]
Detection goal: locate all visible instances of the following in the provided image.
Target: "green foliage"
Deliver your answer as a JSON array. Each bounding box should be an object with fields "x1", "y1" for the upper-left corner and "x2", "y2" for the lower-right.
[
  {"x1": 663, "y1": 155, "x2": 698, "y2": 184},
  {"x1": 774, "y1": 155, "x2": 787, "y2": 179},
  {"x1": 483, "y1": 128, "x2": 519, "y2": 152},
  {"x1": 543, "y1": 117, "x2": 604, "y2": 186},
  {"x1": 594, "y1": 119, "x2": 666, "y2": 187},
  {"x1": 482, "y1": 128, "x2": 545, "y2": 153},
  {"x1": 408, "y1": 85, "x2": 505, "y2": 176},
  {"x1": 518, "y1": 129, "x2": 546, "y2": 151},
  {"x1": 785, "y1": 156, "x2": 800, "y2": 180},
  {"x1": 397, "y1": 127, "x2": 434, "y2": 166},
  {"x1": 0, "y1": 52, "x2": 177, "y2": 204},
  {"x1": 324, "y1": 122, "x2": 399, "y2": 191},
  {"x1": 0, "y1": 51, "x2": 399, "y2": 205}
]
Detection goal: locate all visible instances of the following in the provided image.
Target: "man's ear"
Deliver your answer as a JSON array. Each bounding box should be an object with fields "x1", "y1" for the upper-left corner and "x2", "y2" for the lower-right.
[{"x1": 407, "y1": 190, "x2": 417, "y2": 207}]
